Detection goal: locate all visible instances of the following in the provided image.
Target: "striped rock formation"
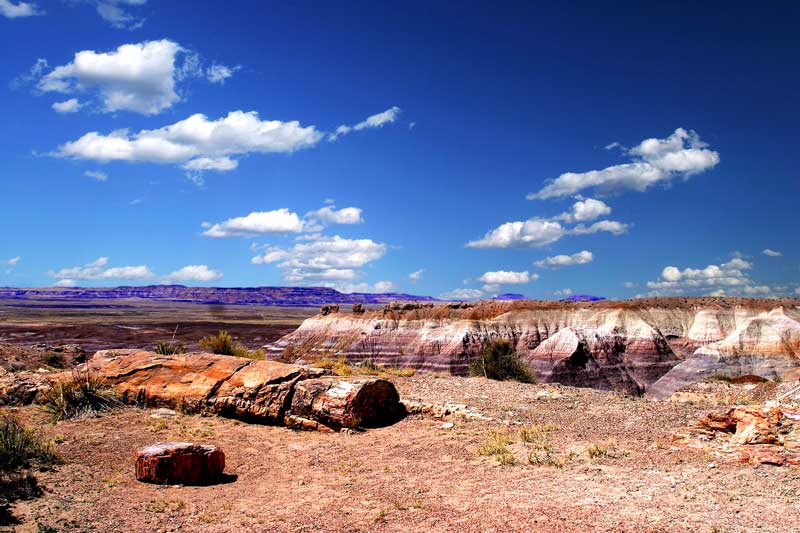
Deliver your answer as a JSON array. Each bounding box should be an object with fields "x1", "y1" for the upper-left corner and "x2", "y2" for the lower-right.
[{"x1": 265, "y1": 298, "x2": 800, "y2": 397}]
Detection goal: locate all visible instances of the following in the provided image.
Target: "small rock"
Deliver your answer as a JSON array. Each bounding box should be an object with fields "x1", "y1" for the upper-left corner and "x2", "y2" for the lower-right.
[
  {"x1": 150, "y1": 408, "x2": 178, "y2": 419},
  {"x1": 708, "y1": 462, "x2": 717, "y2": 469},
  {"x1": 440, "y1": 422, "x2": 455, "y2": 430}
]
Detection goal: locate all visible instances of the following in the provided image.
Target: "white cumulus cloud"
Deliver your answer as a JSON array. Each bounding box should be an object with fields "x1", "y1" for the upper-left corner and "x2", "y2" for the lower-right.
[
  {"x1": 468, "y1": 198, "x2": 627, "y2": 249},
  {"x1": 59, "y1": 111, "x2": 322, "y2": 163},
  {"x1": 202, "y1": 209, "x2": 305, "y2": 238},
  {"x1": 762, "y1": 249, "x2": 782, "y2": 257},
  {"x1": 3, "y1": 257, "x2": 21, "y2": 266},
  {"x1": 50, "y1": 257, "x2": 155, "y2": 281},
  {"x1": 305, "y1": 205, "x2": 363, "y2": 225},
  {"x1": 529, "y1": 128, "x2": 720, "y2": 199},
  {"x1": 644, "y1": 256, "x2": 783, "y2": 297},
  {"x1": 554, "y1": 198, "x2": 611, "y2": 223},
  {"x1": 163, "y1": 265, "x2": 222, "y2": 283},
  {"x1": 38, "y1": 40, "x2": 186, "y2": 115},
  {"x1": 478, "y1": 270, "x2": 533, "y2": 284},
  {"x1": 534, "y1": 250, "x2": 594, "y2": 269},
  {"x1": 440, "y1": 288, "x2": 484, "y2": 301},
  {"x1": 251, "y1": 235, "x2": 387, "y2": 283}
]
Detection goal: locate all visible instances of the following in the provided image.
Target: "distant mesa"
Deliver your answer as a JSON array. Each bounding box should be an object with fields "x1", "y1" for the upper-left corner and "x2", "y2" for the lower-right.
[
  {"x1": 563, "y1": 294, "x2": 606, "y2": 302},
  {"x1": 491, "y1": 293, "x2": 528, "y2": 301},
  {"x1": 0, "y1": 286, "x2": 439, "y2": 307}
]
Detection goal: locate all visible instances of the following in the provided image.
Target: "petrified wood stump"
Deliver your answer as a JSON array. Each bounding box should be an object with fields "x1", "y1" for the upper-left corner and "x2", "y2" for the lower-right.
[
  {"x1": 135, "y1": 442, "x2": 225, "y2": 485},
  {"x1": 290, "y1": 377, "x2": 404, "y2": 430}
]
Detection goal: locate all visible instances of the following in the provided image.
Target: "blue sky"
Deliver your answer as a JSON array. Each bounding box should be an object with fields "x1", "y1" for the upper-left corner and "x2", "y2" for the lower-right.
[{"x1": 1, "y1": 1, "x2": 798, "y2": 299}]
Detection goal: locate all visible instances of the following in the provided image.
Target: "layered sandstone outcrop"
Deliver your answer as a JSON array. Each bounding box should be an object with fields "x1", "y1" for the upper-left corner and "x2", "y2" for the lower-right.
[{"x1": 265, "y1": 298, "x2": 800, "y2": 397}]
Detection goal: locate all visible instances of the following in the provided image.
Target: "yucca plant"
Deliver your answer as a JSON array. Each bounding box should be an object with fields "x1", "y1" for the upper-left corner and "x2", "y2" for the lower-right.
[{"x1": 38, "y1": 370, "x2": 119, "y2": 422}]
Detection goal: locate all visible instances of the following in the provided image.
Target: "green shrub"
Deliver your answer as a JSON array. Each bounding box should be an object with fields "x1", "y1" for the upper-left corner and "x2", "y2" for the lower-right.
[
  {"x1": 199, "y1": 331, "x2": 236, "y2": 355},
  {"x1": 199, "y1": 331, "x2": 264, "y2": 359},
  {"x1": 0, "y1": 417, "x2": 59, "y2": 474},
  {"x1": 38, "y1": 371, "x2": 119, "y2": 422},
  {"x1": 0, "y1": 417, "x2": 60, "y2": 519},
  {"x1": 469, "y1": 339, "x2": 534, "y2": 383}
]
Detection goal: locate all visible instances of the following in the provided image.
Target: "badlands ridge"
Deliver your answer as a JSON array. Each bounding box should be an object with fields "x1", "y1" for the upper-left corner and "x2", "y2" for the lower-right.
[{"x1": 266, "y1": 297, "x2": 800, "y2": 398}]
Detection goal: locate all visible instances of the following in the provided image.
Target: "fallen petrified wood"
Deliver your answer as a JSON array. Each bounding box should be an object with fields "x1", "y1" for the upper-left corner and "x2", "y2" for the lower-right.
[
  {"x1": 676, "y1": 406, "x2": 800, "y2": 466},
  {"x1": 135, "y1": 442, "x2": 225, "y2": 485},
  {"x1": 0, "y1": 350, "x2": 406, "y2": 432}
]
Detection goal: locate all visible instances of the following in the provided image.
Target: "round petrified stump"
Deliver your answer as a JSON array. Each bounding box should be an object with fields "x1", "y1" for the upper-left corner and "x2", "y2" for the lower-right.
[{"x1": 134, "y1": 442, "x2": 225, "y2": 485}]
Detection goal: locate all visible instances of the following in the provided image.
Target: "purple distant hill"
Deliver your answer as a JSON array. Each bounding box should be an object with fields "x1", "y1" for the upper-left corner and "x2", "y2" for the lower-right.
[
  {"x1": 563, "y1": 294, "x2": 607, "y2": 302},
  {"x1": 0, "y1": 286, "x2": 439, "y2": 307},
  {"x1": 491, "y1": 293, "x2": 528, "y2": 300}
]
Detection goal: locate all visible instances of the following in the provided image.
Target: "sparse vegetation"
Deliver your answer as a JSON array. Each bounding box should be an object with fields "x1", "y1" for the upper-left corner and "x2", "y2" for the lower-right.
[
  {"x1": 199, "y1": 331, "x2": 264, "y2": 359},
  {"x1": 477, "y1": 430, "x2": 516, "y2": 465},
  {"x1": 0, "y1": 418, "x2": 59, "y2": 475},
  {"x1": 519, "y1": 424, "x2": 573, "y2": 468},
  {"x1": 585, "y1": 441, "x2": 627, "y2": 460},
  {"x1": 38, "y1": 370, "x2": 119, "y2": 422},
  {"x1": 0, "y1": 417, "x2": 60, "y2": 516},
  {"x1": 155, "y1": 341, "x2": 185, "y2": 355},
  {"x1": 156, "y1": 325, "x2": 185, "y2": 355},
  {"x1": 469, "y1": 339, "x2": 534, "y2": 383},
  {"x1": 199, "y1": 330, "x2": 236, "y2": 355}
]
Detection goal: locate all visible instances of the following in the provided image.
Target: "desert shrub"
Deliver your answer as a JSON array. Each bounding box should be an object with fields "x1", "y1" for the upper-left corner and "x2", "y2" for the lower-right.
[
  {"x1": 199, "y1": 331, "x2": 235, "y2": 355},
  {"x1": 38, "y1": 371, "x2": 119, "y2": 422},
  {"x1": 585, "y1": 441, "x2": 626, "y2": 460},
  {"x1": 0, "y1": 418, "x2": 58, "y2": 474},
  {"x1": 155, "y1": 341, "x2": 185, "y2": 355},
  {"x1": 199, "y1": 331, "x2": 263, "y2": 359},
  {"x1": 519, "y1": 424, "x2": 558, "y2": 446},
  {"x1": 585, "y1": 442, "x2": 611, "y2": 458},
  {"x1": 0, "y1": 416, "x2": 60, "y2": 517},
  {"x1": 469, "y1": 339, "x2": 534, "y2": 383},
  {"x1": 43, "y1": 353, "x2": 65, "y2": 369}
]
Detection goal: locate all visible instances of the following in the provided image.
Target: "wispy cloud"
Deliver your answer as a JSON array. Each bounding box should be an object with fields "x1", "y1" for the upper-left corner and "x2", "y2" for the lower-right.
[{"x1": 0, "y1": 0, "x2": 43, "y2": 18}]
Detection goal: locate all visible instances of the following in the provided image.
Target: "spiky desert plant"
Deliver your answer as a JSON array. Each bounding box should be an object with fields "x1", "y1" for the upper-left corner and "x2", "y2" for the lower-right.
[{"x1": 39, "y1": 370, "x2": 119, "y2": 422}]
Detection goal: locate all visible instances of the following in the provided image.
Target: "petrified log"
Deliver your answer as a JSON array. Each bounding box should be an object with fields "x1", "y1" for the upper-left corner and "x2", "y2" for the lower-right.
[
  {"x1": 678, "y1": 406, "x2": 800, "y2": 466},
  {"x1": 0, "y1": 350, "x2": 406, "y2": 431},
  {"x1": 135, "y1": 442, "x2": 225, "y2": 485},
  {"x1": 290, "y1": 377, "x2": 404, "y2": 430},
  {"x1": 0, "y1": 368, "x2": 50, "y2": 405}
]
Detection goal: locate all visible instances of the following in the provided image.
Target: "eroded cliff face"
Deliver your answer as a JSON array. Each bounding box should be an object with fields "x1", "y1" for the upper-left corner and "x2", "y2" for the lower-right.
[{"x1": 264, "y1": 298, "x2": 800, "y2": 398}]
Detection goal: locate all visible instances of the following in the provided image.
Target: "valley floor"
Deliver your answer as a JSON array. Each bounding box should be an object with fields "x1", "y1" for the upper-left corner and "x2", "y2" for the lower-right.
[{"x1": 6, "y1": 375, "x2": 800, "y2": 532}]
